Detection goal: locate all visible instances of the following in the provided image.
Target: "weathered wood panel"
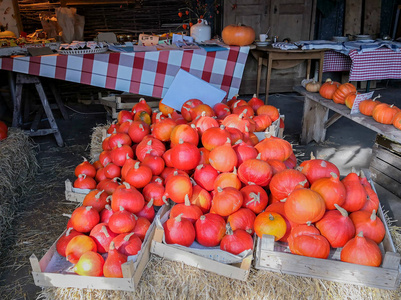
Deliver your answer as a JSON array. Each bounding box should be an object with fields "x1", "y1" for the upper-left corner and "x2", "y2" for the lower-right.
[
  {"x1": 344, "y1": 0, "x2": 363, "y2": 35},
  {"x1": 364, "y1": 0, "x2": 381, "y2": 37}
]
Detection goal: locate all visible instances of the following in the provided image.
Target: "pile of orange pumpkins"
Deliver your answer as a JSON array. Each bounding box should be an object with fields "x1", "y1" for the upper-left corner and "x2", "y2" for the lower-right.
[
  {"x1": 60, "y1": 94, "x2": 385, "y2": 278},
  {"x1": 318, "y1": 79, "x2": 401, "y2": 130}
]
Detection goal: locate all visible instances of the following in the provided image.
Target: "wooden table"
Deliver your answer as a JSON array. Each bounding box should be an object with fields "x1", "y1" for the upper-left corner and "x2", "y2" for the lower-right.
[
  {"x1": 256, "y1": 47, "x2": 325, "y2": 103},
  {"x1": 293, "y1": 86, "x2": 401, "y2": 145}
]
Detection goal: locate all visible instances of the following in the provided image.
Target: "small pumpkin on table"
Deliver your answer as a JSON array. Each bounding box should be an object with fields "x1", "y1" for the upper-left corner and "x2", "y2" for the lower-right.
[{"x1": 305, "y1": 80, "x2": 322, "y2": 93}]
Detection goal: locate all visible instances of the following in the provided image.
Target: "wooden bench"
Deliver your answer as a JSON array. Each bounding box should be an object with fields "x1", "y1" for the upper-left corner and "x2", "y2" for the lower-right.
[
  {"x1": 293, "y1": 86, "x2": 401, "y2": 145},
  {"x1": 294, "y1": 86, "x2": 401, "y2": 198}
]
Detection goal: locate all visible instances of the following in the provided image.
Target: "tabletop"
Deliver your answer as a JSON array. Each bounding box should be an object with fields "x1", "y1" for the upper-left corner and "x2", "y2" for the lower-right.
[{"x1": 0, "y1": 46, "x2": 250, "y2": 100}]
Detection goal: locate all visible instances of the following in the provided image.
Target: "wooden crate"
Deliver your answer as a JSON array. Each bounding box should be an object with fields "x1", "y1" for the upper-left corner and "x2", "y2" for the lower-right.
[
  {"x1": 369, "y1": 135, "x2": 401, "y2": 198},
  {"x1": 254, "y1": 173, "x2": 401, "y2": 290},
  {"x1": 254, "y1": 115, "x2": 285, "y2": 141},
  {"x1": 150, "y1": 218, "x2": 253, "y2": 281},
  {"x1": 65, "y1": 179, "x2": 90, "y2": 202},
  {"x1": 100, "y1": 94, "x2": 160, "y2": 119},
  {"x1": 30, "y1": 204, "x2": 169, "y2": 291}
]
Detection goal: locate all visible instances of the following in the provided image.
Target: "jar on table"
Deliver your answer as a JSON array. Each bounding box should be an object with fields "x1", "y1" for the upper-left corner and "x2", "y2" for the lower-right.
[{"x1": 190, "y1": 19, "x2": 211, "y2": 43}]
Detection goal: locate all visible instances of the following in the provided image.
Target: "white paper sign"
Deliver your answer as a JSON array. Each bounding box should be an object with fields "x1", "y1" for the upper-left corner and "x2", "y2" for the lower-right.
[
  {"x1": 161, "y1": 69, "x2": 227, "y2": 111},
  {"x1": 350, "y1": 91, "x2": 374, "y2": 115}
]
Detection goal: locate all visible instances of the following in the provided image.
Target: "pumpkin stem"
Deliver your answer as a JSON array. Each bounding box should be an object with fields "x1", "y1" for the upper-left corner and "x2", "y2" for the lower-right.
[
  {"x1": 280, "y1": 198, "x2": 287, "y2": 203},
  {"x1": 162, "y1": 195, "x2": 168, "y2": 204},
  {"x1": 247, "y1": 181, "x2": 255, "y2": 185},
  {"x1": 175, "y1": 213, "x2": 184, "y2": 222},
  {"x1": 126, "y1": 153, "x2": 131, "y2": 159},
  {"x1": 357, "y1": 231, "x2": 364, "y2": 237},
  {"x1": 235, "y1": 139, "x2": 243, "y2": 145},
  {"x1": 320, "y1": 161, "x2": 327, "y2": 167},
  {"x1": 106, "y1": 195, "x2": 112, "y2": 203},
  {"x1": 226, "y1": 137, "x2": 231, "y2": 144},
  {"x1": 256, "y1": 153, "x2": 261, "y2": 160},
  {"x1": 233, "y1": 166, "x2": 237, "y2": 175},
  {"x1": 148, "y1": 198, "x2": 154, "y2": 207},
  {"x1": 119, "y1": 206, "x2": 125, "y2": 212},
  {"x1": 173, "y1": 171, "x2": 178, "y2": 176},
  {"x1": 325, "y1": 78, "x2": 332, "y2": 82},
  {"x1": 109, "y1": 241, "x2": 116, "y2": 251},
  {"x1": 104, "y1": 204, "x2": 112, "y2": 211},
  {"x1": 334, "y1": 204, "x2": 348, "y2": 217},
  {"x1": 330, "y1": 172, "x2": 338, "y2": 179},
  {"x1": 184, "y1": 194, "x2": 191, "y2": 206},
  {"x1": 190, "y1": 177, "x2": 197, "y2": 185},
  {"x1": 200, "y1": 215, "x2": 206, "y2": 221},
  {"x1": 147, "y1": 139, "x2": 152, "y2": 146},
  {"x1": 268, "y1": 213, "x2": 274, "y2": 221},
  {"x1": 310, "y1": 152, "x2": 315, "y2": 160},
  {"x1": 78, "y1": 174, "x2": 87, "y2": 179},
  {"x1": 225, "y1": 222, "x2": 233, "y2": 235},
  {"x1": 370, "y1": 209, "x2": 377, "y2": 221},
  {"x1": 179, "y1": 138, "x2": 184, "y2": 144},
  {"x1": 155, "y1": 178, "x2": 163, "y2": 184},
  {"x1": 299, "y1": 179, "x2": 308, "y2": 187},
  {"x1": 95, "y1": 190, "x2": 103, "y2": 199},
  {"x1": 196, "y1": 164, "x2": 204, "y2": 170},
  {"x1": 62, "y1": 213, "x2": 72, "y2": 218},
  {"x1": 252, "y1": 93, "x2": 257, "y2": 98},
  {"x1": 86, "y1": 206, "x2": 93, "y2": 211},
  {"x1": 134, "y1": 162, "x2": 140, "y2": 169},
  {"x1": 217, "y1": 186, "x2": 223, "y2": 193},
  {"x1": 65, "y1": 227, "x2": 73, "y2": 236},
  {"x1": 101, "y1": 226, "x2": 110, "y2": 238},
  {"x1": 373, "y1": 95, "x2": 381, "y2": 101},
  {"x1": 306, "y1": 221, "x2": 312, "y2": 226},
  {"x1": 359, "y1": 171, "x2": 366, "y2": 179},
  {"x1": 246, "y1": 192, "x2": 260, "y2": 205},
  {"x1": 124, "y1": 232, "x2": 135, "y2": 242},
  {"x1": 117, "y1": 141, "x2": 122, "y2": 148},
  {"x1": 123, "y1": 182, "x2": 131, "y2": 189}
]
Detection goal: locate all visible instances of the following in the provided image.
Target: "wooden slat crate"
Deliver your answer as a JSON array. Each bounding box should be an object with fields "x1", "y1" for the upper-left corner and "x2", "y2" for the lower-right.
[
  {"x1": 30, "y1": 204, "x2": 169, "y2": 291},
  {"x1": 150, "y1": 215, "x2": 253, "y2": 281},
  {"x1": 100, "y1": 94, "x2": 160, "y2": 119},
  {"x1": 65, "y1": 179, "x2": 91, "y2": 202},
  {"x1": 254, "y1": 171, "x2": 401, "y2": 290},
  {"x1": 254, "y1": 115, "x2": 285, "y2": 140},
  {"x1": 369, "y1": 135, "x2": 401, "y2": 198}
]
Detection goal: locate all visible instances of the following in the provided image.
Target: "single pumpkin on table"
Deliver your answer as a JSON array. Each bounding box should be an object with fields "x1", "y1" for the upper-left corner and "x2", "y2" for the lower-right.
[{"x1": 222, "y1": 24, "x2": 255, "y2": 46}]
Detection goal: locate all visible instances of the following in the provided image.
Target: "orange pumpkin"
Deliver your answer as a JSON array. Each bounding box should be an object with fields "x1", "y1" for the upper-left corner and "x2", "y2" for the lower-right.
[
  {"x1": 319, "y1": 79, "x2": 340, "y2": 99},
  {"x1": 254, "y1": 211, "x2": 287, "y2": 241},
  {"x1": 332, "y1": 83, "x2": 356, "y2": 104},
  {"x1": 372, "y1": 103, "x2": 400, "y2": 124},
  {"x1": 222, "y1": 24, "x2": 255, "y2": 46},
  {"x1": 344, "y1": 92, "x2": 358, "y2": 109},
  {"x1": 393, "y1": 112, "x2": 401, "y2": 130},
  {"x1": 359, "y1": 95, "x2": 381, "y2": 116}
]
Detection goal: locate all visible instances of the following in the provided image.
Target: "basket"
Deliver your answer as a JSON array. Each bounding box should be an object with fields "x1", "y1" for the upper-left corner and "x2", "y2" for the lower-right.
[{"x1": 57, "y1": 47, "x2": 108, "y2": 55}]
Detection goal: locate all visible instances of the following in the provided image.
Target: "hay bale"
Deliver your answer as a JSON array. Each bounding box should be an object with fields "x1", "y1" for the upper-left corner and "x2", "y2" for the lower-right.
[
  {"x1": 89, "y1": 124, "x2": 109, "y2": 163},
  {"x1": 0, "y1": 128, "x2": 38, "y2": 244}
]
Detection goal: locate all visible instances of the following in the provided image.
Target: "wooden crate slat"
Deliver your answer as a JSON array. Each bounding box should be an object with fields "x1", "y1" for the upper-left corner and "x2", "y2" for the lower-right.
[
  {"x1": 369, "y1": 167, "x2": 401, "y2": 198},
  {"x1": 372, "y1": 145, "x2": 401, "y2": 171}
]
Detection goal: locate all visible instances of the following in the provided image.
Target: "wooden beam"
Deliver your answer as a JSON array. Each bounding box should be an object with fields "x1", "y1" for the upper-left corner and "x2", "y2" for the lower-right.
[{"x1": 344, "y1": 0, "x2": 363, "y2": 35}]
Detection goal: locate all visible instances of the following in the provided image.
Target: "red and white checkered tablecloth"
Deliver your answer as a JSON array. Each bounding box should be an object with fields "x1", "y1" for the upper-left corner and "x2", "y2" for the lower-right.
[
  {"x1": 348, "y1": 48, "x2": 401, "y2": 81},
  {"x1": 323, "y1": 48, "x2": 401, "y2": 81},
  {"x1": 0, "y1": 46, "x2": 249, "y2": 99},
  {"x1": 323, "y1": 50, "x2": 351, "y2": 72}
]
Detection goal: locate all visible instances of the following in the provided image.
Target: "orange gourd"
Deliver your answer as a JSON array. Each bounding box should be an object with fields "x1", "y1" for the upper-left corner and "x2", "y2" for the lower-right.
[
  {"x1": 372, "y1": 103, "x2": 400, "y2": 124},
  {"x1": 332, "y1": 83, "x2": 356, "y2": 104},
  {"x1": 319, "y1": 79, "x2": 340, "y2": 99},
  {"x1": 222, "y1": 24, "x2": 255, "y2": 46}
]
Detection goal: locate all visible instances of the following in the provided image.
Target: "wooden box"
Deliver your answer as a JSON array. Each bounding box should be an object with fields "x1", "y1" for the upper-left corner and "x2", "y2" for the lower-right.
[
  {"x1": 30, "y1": 205, "x2": 169, "y2": 291},
  {"x1": 254, "y1": 115, "x2": 285, "y2": 140},
  {"x1": 369, "y1": 135, "x2": 401, "y2": 198},
  {"x1": 65, "y1": 179, "x2": 90, "y2": 202},
  {"x1": 100, "y1": 94, "x2": 160, "y2": 119},
  {"x1": 254, "y1": 174, "x2": 401, "y2": 290},
  {"x1": 150, "y1": 217, "x2": 253, "y2": 281}
]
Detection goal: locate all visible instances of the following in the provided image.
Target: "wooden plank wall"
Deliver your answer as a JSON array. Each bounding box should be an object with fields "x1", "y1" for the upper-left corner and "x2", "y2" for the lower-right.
[{"x1": 344, "y1": 0, "x2": 381, "y2": 38}]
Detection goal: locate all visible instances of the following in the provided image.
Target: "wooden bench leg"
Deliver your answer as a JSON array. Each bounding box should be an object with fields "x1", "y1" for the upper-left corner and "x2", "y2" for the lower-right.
[
  {"x1": 34, "y1": 81, "x2": 64, "y2": 147},
  {"x1": 301, "y1": 96, "x2": 329, "y2": 144}
]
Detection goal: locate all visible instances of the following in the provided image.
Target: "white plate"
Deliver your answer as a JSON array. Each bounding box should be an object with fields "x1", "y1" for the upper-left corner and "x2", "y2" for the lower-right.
[{"x1": 255, "y1": 41, "x2": 270, "y2": 47}]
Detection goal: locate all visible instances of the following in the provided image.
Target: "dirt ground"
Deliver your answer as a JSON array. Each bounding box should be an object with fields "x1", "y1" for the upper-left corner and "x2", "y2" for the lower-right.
[{"x1": 0, "y1": 80, "x2": 400, "y2": 299}]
